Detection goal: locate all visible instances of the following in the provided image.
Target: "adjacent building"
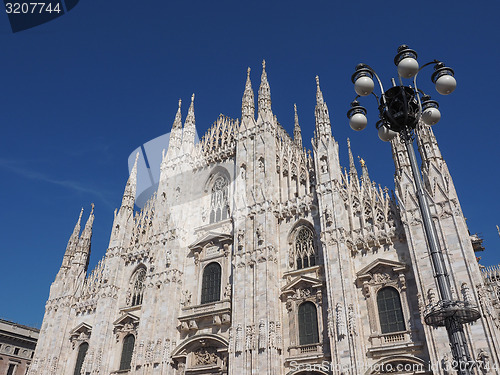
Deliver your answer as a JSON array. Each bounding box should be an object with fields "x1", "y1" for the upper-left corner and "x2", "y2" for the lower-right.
[{"x1": 0, "y1": 319, "x2": 39, "y2": 375}]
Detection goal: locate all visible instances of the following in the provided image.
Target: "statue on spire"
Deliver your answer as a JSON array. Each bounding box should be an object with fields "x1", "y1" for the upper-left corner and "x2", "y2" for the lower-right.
[
  {"x1": 293, "y1": 104, "x2": 303, "y2": 149},
  {"x1": 242, "y1": 67, "x2": 255, "y2": 119},
  {"x1": 258, "y1": 60, "x2": 272, "y2": 115},
  {"x1": 120, "y1": 152, "x2": 139, "y2": 212},
  {"x1": 166, "y1": 99, "x2": 183, "y2": 159},
  {"x1": 182, "y1": 93, "x2": 196, "y2": 152},
  {"x1": 347, "y1": 138, "x2": 358, "y2": 180},
  {"x1": 314, "y1": 75, "x2": 331, "y2": 139}
]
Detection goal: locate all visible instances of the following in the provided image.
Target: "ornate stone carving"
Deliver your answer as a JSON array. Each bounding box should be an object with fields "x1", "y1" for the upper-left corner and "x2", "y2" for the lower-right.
[
  {"x1": 293, "y1": 287, "x2": 311, "y2": 300},
  {"x1": 193, "y1": 346, "x2": 218, "y2": 366}
]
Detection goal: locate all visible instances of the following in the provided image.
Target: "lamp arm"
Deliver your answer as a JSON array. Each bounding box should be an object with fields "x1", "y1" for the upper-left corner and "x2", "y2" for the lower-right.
[
  {"x1": 362, "y1": 64, "x2": 386, "y2": 96},
  {"x1": 412, "y1": 60, "x2": 441, "y2": 120},
  {"x1": 362, "y1": 64, "x2": 389, "y2": 115}
]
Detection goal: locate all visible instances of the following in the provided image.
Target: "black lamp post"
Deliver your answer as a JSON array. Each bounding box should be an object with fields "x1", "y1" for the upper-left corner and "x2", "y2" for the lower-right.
[{"x1": 347, "y1": 45, "x2": 481, "y2": 374}]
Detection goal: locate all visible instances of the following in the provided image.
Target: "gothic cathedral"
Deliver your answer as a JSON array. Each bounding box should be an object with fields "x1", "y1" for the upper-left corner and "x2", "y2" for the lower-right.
[{"x1": 28, "y1": 62, "x2": 500, "y2": 375}]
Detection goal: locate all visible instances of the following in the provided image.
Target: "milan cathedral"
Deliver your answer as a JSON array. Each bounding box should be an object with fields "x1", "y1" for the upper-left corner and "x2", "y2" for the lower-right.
[{"x1": 29, "y1": 62, "x2": 500, "y2": 374}]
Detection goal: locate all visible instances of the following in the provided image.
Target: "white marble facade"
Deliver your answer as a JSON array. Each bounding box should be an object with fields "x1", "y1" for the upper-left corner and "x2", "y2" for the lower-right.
[{"x1": 29, "y1": 63, "x2": 500, "y2": 375}]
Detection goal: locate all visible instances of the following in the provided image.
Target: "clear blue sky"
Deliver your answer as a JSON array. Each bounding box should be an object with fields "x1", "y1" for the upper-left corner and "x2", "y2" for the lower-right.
[{"x1": 1, "y1": 1, "x2": 499, "y2": 328}]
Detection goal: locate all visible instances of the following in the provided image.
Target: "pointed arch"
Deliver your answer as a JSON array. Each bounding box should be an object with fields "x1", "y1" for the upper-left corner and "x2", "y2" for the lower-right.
[
  {"x1": 129, "y1": 265, "x2": 146, "y2": 306},
  {"x1": 289, "y1": 221, "x2": 317, "y2": 270},
  {"x1": 205, "y1": 167, "x2": 230, "y2": 224}
]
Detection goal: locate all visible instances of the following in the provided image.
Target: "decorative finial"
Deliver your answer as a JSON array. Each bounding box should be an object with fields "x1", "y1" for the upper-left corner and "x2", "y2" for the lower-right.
[
  {"x1": 79, "y1": 207, "x2": 84, "y2": 221},
  {"x1": 358, "y1": 156, "x2": 366, "y2": 167},
  {"x1": 178, "y1": 99, "x2": 182, "y2": 108},
  {"x1": 247, "y1": 67, "x2": 251, "y2": 76},
  {"x1": 191, "y1": 93, "x2": 195, "y2": 102},
  {"x1": 315, "y1": 75, "x2": 320, "y2": 88},
  {"x1": 294, "y1": 103, "x2": 297, "y2": 114},
  {"x1": 262, "y1": 59, "x2": 266, "y2": 70},
  {"x1": 90, "y1": 203, "x2": 95, "y2": 214}
]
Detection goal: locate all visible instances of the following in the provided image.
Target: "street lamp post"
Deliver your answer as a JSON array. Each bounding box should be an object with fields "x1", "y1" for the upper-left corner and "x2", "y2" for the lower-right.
[{"x1": 347, "y1": 45, "x2": 481, "y2": 374}]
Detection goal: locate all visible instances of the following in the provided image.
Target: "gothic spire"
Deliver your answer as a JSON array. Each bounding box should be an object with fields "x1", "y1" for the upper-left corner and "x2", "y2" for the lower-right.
[
  {"x1": 182, "y1": 94, "x2": 196, "y2": 151},
  {"x1": 347, "y1": 138, "x2": 358, "y2": 180},
  {"x1": 120, "y1": 152, "x2": 139, "y2": 211},
  {"x1": 417, "y1": 122, "x2": 442, "y2": 168},
  {"x1": 172, "y1": 99, "x2": 182, "y2": 130},
  {"x1": 258, "y1": 60, "x2": 272, "y2": 115},
  {"x1": 359, "y1": 156, "x2": 370, "y2": 184},
  {"x1": 293, "y1": 104, "x2": 303, "y2": 149},
  {"x1": 74, "y1": 203, "x2": 94, "y2": 271},
  {"x1": 60, "y1": 208, "x2": 83, "y2": 270},
  {"x1": 316, "y1": 75, "x2": 324, "y2": 104},
  {"x1": 242, "y1": 67, "x2": 255, "y2": 119},
  {"x1": 166, "y1": 99, "x2": 183, "y2": 158},
  {"x1": 314, "y1": 76, "x2": 332, "y2": 139}
]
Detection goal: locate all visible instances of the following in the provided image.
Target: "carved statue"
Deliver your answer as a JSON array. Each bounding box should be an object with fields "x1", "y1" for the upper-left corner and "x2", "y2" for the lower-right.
[
  {"x1": 223, "y1": 284, "x2": 231, "y2": 299},
  {"x1": 336, "y1": 302, "x2": 347, "y2": 339},
  {"x1": 235, "y1": 324, "x2": 243, "y2": 353},
  {"x1": 461, "y1": 282, "x2": 472, "y2": 303},
  {"x1": 181, "y1": 290, "x2": 191, "y2": 307},
  {"x1": 477, "y1": 349, "x2": 490, "y2": 374},
  {"x1": 258, "y1": 320, "x2": 266, "y2": 350},
  {"x1": 441, "y1": 353, "x2": 452, "y2": 375}
]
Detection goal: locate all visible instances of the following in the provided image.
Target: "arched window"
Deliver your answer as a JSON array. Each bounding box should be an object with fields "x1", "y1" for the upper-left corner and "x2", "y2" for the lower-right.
[
  {"x1": 119, "y1": 334, "x2": 135, "y2": 371},
  {"x1": 73, "y1": 342, "x2": 88, "y2": 375},
  {"x1": 298, "y1": 302, "x2": 319, "y2": 345},
  {"x1": 294, "y1": 226, "x2": 316, "y2": 270},
  {"x1": 130, "y1": 267, "x2": 146, "y2": 306},
  {"x1": 377, "y1": 287, "x2": 405, "y2": 334},
  {"x1": 210, "y1": 175, "x2": 229, "y2": 223},
  {"x1": 201, "y1": 262, "x2": 221, "y2": 304}
]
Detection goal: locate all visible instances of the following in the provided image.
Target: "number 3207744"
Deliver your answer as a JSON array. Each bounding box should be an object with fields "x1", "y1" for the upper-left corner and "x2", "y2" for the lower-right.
[{"x1": 5, "y1": 2, "x2": 62, "y2": 14}]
